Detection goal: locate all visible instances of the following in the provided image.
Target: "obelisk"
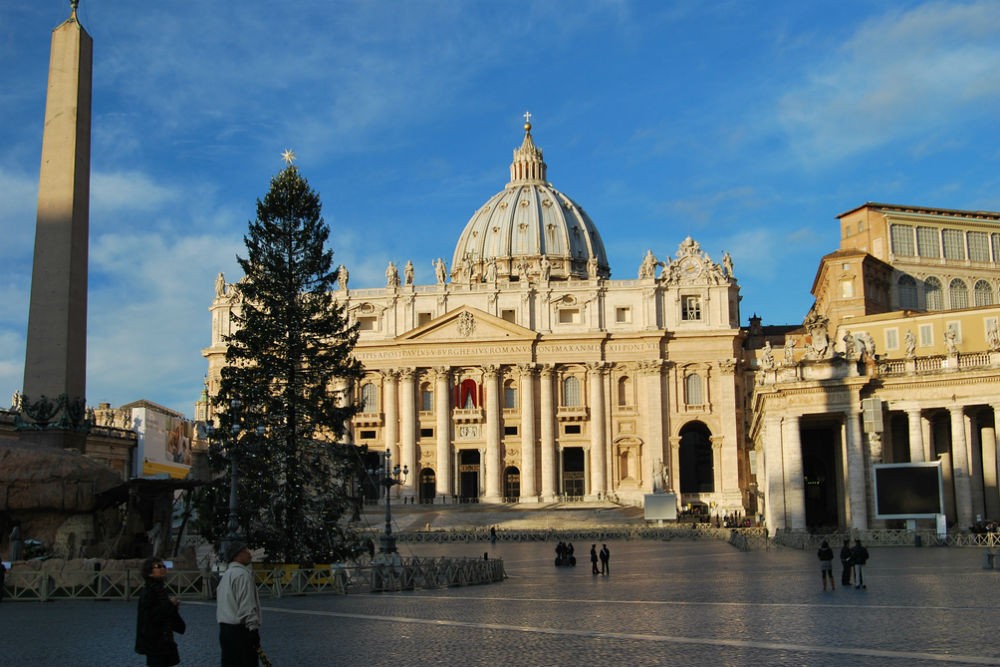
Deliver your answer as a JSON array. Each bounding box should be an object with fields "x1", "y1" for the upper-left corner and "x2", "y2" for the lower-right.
[{"x1": 20, "y1": 1, "x2": 92, "y2": 449}]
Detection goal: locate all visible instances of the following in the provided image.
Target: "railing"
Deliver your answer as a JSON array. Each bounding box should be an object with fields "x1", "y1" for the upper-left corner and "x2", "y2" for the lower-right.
[{"x1": 0, "y1": 557, "x2": 502, "y2": 603}]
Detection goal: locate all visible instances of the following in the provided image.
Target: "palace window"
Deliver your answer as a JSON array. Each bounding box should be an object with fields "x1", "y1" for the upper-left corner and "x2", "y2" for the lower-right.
[
  {"x1": 919, "y1": 324, "x2": 933, "y2": 347},
  {"x1": 885, "y1": 328, "x2": 899, "y2": 351},
  {"x1": 457, "y1": 378, "x2": 479, "y2": 409},
  {"x1": 975, "y1": 280, "x2": 994, "y2": 307},
  {"x1": 682, "y1": 296, "x2": 702, "y2": 321},
  {"x1": 917, "y1": 227, "x2": 940, "y2": 258},
  {"x1": 949, "y1": 279, "x2": 968, "y2": 309},
  {"x1": 942, "y1": 229, "x2": 965, "y2": 260},
  {"x1": 890, "y1": 224, "x2": 915, "y2": 256},
  {"x1": 562, "y1": 376, "x2": 581, "y2": 407},
  {"x1": 925, "y1": 277, "x2": 943, "y2": 311},
  {"x1": 615, "y1": 307, "x2": 631, "y2": 323},
  {"x1": 897, "y1": 275, "x2": 918, "y2": 309},
  {"x1": 360, "y1": 382, "x2": 378, "y2": 412},
  {"x1": 993, "y1": 234, "x2": 1000, "y2": 263},
  {"x1": 420, "y1": 383, "x2": 433, "y2": 411},
  {"x1": 969, "y1": 232, "x2": 990, "y2": 262}
]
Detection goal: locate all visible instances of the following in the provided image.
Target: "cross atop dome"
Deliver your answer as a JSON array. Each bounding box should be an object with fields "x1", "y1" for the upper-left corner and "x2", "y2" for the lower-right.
[{"x1": 509, "y1": 113, "x2": 546, "y2": 186}]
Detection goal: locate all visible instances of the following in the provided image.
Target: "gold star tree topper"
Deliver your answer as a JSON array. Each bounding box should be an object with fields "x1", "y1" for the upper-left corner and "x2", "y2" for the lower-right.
[{"x1": 281, "y1": 149, "x2": 296, "y2": 165}]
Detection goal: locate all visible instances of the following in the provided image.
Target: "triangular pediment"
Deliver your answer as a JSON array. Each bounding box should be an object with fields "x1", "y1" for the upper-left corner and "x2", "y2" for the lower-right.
[{"x1": 398, "y1": 306, "x2": 537, "y2": 343}]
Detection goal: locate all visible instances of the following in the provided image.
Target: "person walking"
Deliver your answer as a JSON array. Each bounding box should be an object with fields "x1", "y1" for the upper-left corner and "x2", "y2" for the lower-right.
[
  {"x1": 134, "y1": 557, "x2": 185, "y2": 667},
  {"x1": 489, "y1": 526, "x2": 497, "y2": 547},
  {"x1": 852, "y1": 539, "x2": 870, "y2": 589},
  {"x1": 817, "y1": 540, "x2": 835, "y2": 591},
  {"x1": 216, "y1": 542, "x2": 262, "y2": 667},
  {"x1": 839, "y1": 539, "x2": 853, "y2": 587},
  {"x1": 590, "y1": 544, "x2": 599, "y2": 575},
  {"x1": 599, "y1": 544, "x2": 610, "y2": 575}
]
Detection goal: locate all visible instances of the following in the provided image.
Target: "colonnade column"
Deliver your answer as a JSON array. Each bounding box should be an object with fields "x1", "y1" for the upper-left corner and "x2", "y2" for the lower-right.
[
  {"x1": 587, "y1": 362, "x2": 607, "y2": 499},
  {"x1": 762, "y1": 415, "x2": 785, "y2": 534},
  {"x1": 906, "y1": 407, "x2": 925, "y2": 462},
  {"x1": 399, "y1": 368, "x2": 417, "y2": 499},
  {"x1": 639, "y1": 360, "x2": 666, "y2": 493},
  {"x1": 518, "y1": 364, "x2": 538, "y2": 501},
  {"x1": 781, "y1": 415, "x2": 806, "y2": 531},
  {"x1": 483, "y1": 365, "x2": 501, "y2": 501},
  {"x1": 383, "y1": 369, "x2": 399, "y2": 464},
  {"x1": 950, "y1": 406, "x2": 974, "y2": 530},
  {"x1": 845, "y1": 404, "x2": 868, "y2": 530},
  {"x1": 434, "y1": 366, "x2": 452, "y2": 502},
  {"x1": 539, "y1": 365, "x2": 557, "y2": 501},
  {"x1": 986, "y1": 404, "x2": 1000, "y2": 520}
]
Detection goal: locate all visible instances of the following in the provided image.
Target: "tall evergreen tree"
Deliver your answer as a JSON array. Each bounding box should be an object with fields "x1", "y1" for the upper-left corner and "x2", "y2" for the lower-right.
[{"x1": 209, "y1": 161, "x2": 362, "y2": 563}]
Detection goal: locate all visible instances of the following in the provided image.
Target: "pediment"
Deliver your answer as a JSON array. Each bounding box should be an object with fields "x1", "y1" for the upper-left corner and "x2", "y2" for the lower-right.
[{"x1": 398, "y1": 306, "x2": 537, "y2": 342}]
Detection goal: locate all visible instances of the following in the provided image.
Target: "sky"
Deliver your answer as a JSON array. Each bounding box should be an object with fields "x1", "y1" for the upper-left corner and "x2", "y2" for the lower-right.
[{"x1": 2, "y1": 1, "x2": 1000, "y2": 419}]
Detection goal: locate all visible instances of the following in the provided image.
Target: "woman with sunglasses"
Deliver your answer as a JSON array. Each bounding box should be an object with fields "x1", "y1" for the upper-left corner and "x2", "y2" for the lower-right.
[{"x1": 134, "y1": 558, "x2": 186, "y2": 666}]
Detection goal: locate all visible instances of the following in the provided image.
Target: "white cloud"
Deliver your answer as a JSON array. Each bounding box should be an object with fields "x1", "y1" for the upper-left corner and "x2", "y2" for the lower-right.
[{"x1": 777, "y1": 1, "x2": 1000, "y2": 162}]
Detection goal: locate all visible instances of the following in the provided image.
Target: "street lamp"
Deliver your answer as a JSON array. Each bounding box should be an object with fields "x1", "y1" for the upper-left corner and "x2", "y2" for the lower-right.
[{"x1": 370, "y1": 448, "x2": 408, "y2": 555}]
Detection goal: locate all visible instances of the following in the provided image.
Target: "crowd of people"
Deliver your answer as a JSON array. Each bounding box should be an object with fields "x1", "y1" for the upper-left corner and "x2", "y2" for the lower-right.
[{"x1": 817, "y1": 538, "x2": 870, "y2": 591}]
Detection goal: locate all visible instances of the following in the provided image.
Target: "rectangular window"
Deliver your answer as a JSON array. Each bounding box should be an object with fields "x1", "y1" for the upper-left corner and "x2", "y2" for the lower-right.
[
  {"x1": 942, "y1": 229, "x2": 965, "y2": 260},
  {"x1": 890, "y1": 224, "x2": 915, "y2": 256},
  {"x1": 969, "y1": 232, "x2": 990, "y2": 262},
  {"x1": 682, "y1": 296, "x2": 702, "y2": 321},
  {"x1": 615, "y1": 307, "x2": 631, "y2": 323},
  {"x1": 358, "y1": 316, "x2": 377, "y2": 331},
  {"x1": 503, "y1": 426, "x2": 518, "y2": 436},
  {"x1": 501, "y1": 309, "x2": 516, "y2": 323},
  {"x1": 885, "y1": 328, "x2": 899, "y2": 351},
  {"x1": 421, "y1": 389, "x2": 433, "y2": 412},
  {"x1": 841, "y1": 280, "x2": 854, "y2": 298},
  {"x1": 916, "y1": 227, "x2": 940, "y2": 258},
  {"x1": 417, "y1": 312, "x2": 432, "y2": 326},
  {"x1": 563, "y1": 424, "x2": 581, "y2": 435},
  {"x1": 993, "y1": 234, "x2": 1000, "y2": 263},
  {"x1": 420, "y1": 428, "x2": 434, "y2": 438},
  {"x1": 359, "y1": 430, "x2": 377, "y2": 440},
  {"x1": 558, "y1": 308, "x2": 580, "y2": 324},
  {"x1": 919, "y1": 324, "x2": 933, "y2": 347}
]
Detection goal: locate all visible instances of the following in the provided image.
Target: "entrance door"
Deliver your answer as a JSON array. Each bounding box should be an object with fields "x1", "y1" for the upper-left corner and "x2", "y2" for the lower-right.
[
  {"x1": 419, "y1": 468, "x2": 436, "y2": 504},
  {"x1": 562, "y1": 447, "x2": 585, "y2": 497},
  {"x1": 802, "y1": 426, "x2": 839, "y2": 530},
  {"x1": 503, "y1": 466, "x2": 520, "y2": 502},
  {"x1": 459, "y1": 450, "x2": 480, "y2": 502}
]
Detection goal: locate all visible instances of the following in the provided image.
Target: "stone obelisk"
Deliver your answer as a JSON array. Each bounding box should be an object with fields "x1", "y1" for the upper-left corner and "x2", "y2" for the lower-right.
[{"x1": 20, "y1": 2, "x2": 92, "y2": 449}]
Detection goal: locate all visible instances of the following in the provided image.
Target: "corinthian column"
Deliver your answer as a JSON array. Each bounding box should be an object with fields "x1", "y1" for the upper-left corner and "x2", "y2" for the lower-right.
[
  {"x1": 845, "y1": 405, "x2": 868, "y2": 530},
  {"x1": 539, "y1": 365, "x2": 556, "y2": 501},
  {"x1": 484, "y1": 365, "x2": 501, "y2": 501},
  {"x1": 434, "y1": 367, "x2": 451, "y2": 501},
  {"x1": 950, "y1": 405, "x2": 973, "y2": 530},
  {"x1": 518, "y1": 364, "x2": 538, "y2": 501},
  {"x1": 587, "y1": 362, "x2": 607, "y2": 498},
  {"x1": 399, "y1": 368, "x2": 417, "y2": 499},
  {"x1": 383, "y1": 370, "x2": 399, "y2": 461}
]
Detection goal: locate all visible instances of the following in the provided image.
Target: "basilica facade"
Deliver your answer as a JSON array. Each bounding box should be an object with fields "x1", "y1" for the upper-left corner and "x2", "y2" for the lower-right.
[
  {"x1": 201, "y1": 124, "x2": 1000, "y2": 536},
  {"x1": 201, "y1": 122, "x2": 749, "y2": 515}
]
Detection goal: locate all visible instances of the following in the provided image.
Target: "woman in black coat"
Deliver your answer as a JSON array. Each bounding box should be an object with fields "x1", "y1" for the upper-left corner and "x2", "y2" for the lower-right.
[{"x1": 135, "y1": 557, "x2": 186, "y2": 667}]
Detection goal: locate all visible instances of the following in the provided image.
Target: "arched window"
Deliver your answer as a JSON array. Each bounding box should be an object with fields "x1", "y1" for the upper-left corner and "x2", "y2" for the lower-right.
[
  {"x1": 503, "y1": 380, "x2": 517, "y2": 409},
  {"x1": 458, "y1": 379, "x2": 479, "y2": 409},
  {"x1": 925, "y1": 277, "x2": 943, "y2": 311},
  {"x1": 685, "y1": 374, "x2": 703, "y2": 406},
  {"x1": 360, "y1": 382, "x2": 377, "y2": 412},
  {"x1": 897, "y1": 275, "x2": 918, "y2": 310},
  {"x1": 949, "y1": 278, "x2": 968, "y2": 309},
  {"x1": 975, "y1": 280, "x2": 994, "y2": 307},
  {"x1": 617, "y1": 376, "x2": 632, "y2": 406},
  {"x1": 562, "y1": 376, "x2": 581, "y2": 407}
]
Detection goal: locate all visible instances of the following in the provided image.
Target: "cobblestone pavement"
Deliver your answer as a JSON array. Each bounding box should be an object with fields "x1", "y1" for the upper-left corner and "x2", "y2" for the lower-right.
[{"x1": 2, "y1": 539, "x2": 998, "y2": 667}]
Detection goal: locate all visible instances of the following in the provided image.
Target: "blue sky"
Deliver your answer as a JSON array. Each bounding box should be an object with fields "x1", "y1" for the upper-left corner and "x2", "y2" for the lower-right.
[{"x1": 2, "y1": 1, "x2": 999, "y2": 418}]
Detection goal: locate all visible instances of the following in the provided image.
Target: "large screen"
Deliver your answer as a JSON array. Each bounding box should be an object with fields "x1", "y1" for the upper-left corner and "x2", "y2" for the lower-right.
[{"x1": 873, "y1": 462, "x2": 943, "y2": 519}]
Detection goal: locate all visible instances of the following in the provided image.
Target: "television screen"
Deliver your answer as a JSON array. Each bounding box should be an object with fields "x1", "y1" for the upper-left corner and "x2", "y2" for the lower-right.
[{"x1": 873, "y1": 463, "x2": 943, "y2": 519}]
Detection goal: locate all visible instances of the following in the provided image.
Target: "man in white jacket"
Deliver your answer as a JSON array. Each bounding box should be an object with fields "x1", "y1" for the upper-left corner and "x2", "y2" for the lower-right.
[{"x1": 216, "y1": 541, "x2": 261, "y2": 666}]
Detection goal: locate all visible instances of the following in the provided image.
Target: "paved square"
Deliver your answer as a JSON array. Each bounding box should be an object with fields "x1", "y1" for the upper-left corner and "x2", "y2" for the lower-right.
[{"x1": 3, "y1": 539, "x2": 997, "y2": 666}]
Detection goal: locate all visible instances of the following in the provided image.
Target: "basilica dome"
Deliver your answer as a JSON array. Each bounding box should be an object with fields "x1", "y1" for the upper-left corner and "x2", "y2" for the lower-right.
[{"x1": 450, "y1": 121, "x2": 609, "y2": 283}]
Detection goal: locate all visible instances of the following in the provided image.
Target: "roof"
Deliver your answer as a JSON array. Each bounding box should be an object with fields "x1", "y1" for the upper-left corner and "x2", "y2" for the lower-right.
[{"x1": 837, "y1": 202, "x2": 1000, "y2": 222}]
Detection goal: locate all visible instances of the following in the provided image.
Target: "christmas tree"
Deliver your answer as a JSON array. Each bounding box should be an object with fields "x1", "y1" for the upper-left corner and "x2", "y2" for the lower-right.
[{"x1": 208, "y1": 154, "x2": 363, "y2": 563}]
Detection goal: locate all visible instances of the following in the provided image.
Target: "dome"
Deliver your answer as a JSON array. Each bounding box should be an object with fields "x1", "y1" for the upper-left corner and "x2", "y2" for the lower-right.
[{"x1": 450, "y1": 121, "x2": 610, "y2": 283}]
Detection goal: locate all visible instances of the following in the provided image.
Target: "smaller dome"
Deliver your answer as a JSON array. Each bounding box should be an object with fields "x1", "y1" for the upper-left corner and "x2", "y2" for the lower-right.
[{"x1": 451, "y1": 121, "x2": 609, "y2": 283}]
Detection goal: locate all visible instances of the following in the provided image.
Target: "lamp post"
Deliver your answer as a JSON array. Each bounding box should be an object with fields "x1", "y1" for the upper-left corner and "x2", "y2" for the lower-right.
[{"x1": 371, "y1": 448, "x2": 408, "y2": 554}]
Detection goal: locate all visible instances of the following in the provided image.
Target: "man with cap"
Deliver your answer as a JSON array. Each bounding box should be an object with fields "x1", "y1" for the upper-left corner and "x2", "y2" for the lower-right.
[{"x1": 216, "y1": 541, "x2": 261, "y2": 666}]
